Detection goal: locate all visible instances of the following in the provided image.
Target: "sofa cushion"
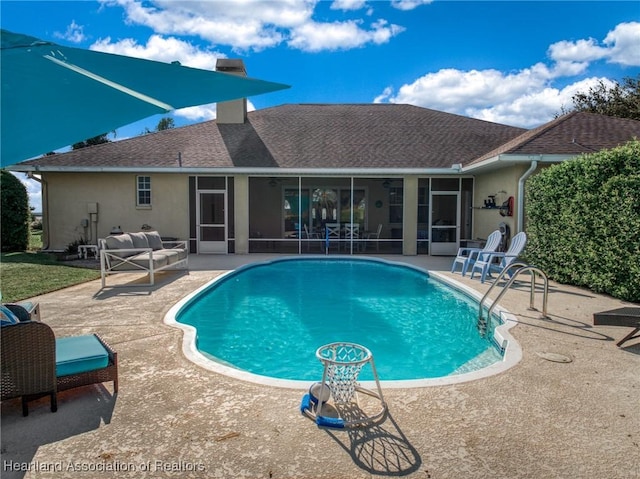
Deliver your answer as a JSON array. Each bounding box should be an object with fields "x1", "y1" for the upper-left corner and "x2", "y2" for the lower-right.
[
  {"x1": 111, "y1": 251, "x2": 169, "y2": 271},
  {"x1": 156, "y1": 248, "x2": 188, "y2": 265},
  {"x1": 56, "y1": 334, "x2": 110, "y2": 377},
  {"x1": 144, "y1": 231, "x2": 164, "y2": 250},
  {"x1": 0, "y1": 305, "x2": 19, "y2": 326},
  {"x1": 128, "y1": 232, "x2": 149, "y2": 249},
  {"x1": 104, "y1": 233, "x2": 137, "y2": 257}
]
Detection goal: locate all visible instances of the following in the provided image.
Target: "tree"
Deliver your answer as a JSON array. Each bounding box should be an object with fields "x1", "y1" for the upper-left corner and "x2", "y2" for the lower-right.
[
  {"x1": 1, "y1": 171, "x2": 30, "y2": 252},
  {"x1": 72, "y1": 131, "x2": 115, "y2": 150},
  {"x1": 156, "y1": 117, "x2": 175, "y2": 131},
  {"x1": 570, "y1": 75, "x2": 640, "y2": 120},
  {"x1": 141, "y1": 117, "x2": 175, "y2": 135}
]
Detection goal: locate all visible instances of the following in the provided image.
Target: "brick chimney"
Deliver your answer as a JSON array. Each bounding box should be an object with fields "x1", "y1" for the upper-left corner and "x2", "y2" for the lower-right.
[{"x1": 216, "y1": 59, "x2": 247, "y2": 124}]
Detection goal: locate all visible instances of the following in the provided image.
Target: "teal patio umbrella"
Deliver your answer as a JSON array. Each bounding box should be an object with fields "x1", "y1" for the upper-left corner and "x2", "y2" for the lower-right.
[{"x1": 0, "y1": 30, "x2": 289, "y2": 167}]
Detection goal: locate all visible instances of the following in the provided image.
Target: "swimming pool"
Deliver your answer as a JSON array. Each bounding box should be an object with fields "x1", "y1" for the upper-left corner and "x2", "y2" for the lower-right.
[{"x1": 165, "y1": 257, "x2": 521, "y2": 388}]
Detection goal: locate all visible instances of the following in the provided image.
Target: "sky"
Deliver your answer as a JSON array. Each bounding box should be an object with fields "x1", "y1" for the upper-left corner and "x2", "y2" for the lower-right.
[{"x1": 2, "y1": 0, "x2": 639, "y2": 210}]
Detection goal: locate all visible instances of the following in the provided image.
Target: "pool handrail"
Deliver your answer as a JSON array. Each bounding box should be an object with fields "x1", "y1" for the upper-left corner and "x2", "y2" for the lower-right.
[{"x1": 478, "y1": 262, "x2": 549, "y2": 336}]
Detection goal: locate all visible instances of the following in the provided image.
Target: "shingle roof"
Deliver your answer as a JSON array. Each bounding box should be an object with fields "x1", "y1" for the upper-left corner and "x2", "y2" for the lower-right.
[
  {"x1": 469, "y1": 111, "x2": 640, "y2": 165},
  {"x1": 14, "y1": 104, "x2": 526, "y2": 170}
]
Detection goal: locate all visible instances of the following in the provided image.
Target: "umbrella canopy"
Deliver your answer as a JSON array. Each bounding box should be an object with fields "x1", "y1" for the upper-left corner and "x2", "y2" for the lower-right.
[{"x1": 1, "y1": 30, "x2": 289, "y2": 167}]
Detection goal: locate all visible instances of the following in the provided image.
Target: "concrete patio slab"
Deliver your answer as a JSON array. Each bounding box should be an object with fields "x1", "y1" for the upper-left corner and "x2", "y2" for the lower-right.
[{"x1": 2, "y1": 254, "x2": 639, "y2": 479}]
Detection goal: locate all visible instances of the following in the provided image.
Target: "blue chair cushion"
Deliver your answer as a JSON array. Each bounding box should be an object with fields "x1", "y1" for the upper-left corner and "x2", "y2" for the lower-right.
[
  {"x1": 56, "y1": 335, "x2": 109, "y2": 377},
  {"x1": 0, "y1": 305, "x2": 20, "y2": 326}
]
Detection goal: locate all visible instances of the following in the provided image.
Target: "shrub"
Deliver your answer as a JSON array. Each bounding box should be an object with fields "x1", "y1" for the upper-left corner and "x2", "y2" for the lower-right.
[
  {"x1": 525, "y1": 139, "x2": 640, "y2": 302},
  {"x1": 65, "y1": 237, "x2": 89, "y2": 255},
  {"x1": 1, "y1": 171, "x2": 30, "y2": 252}
]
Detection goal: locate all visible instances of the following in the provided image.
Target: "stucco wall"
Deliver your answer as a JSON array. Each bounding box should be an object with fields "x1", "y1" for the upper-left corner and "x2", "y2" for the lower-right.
[
  {"x1": 473, "y1": 165, "x2": 529, "y2": 240},
  {"x1": 43, "y1": 172, "x2": 189, "y2": 250}
]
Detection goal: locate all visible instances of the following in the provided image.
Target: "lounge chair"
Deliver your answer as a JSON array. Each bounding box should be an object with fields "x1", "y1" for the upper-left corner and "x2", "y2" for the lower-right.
[
  {"x1": 470, "y1": 231, "x2": 527, "y2": 283},
  {"x1": 1, "y1": 305, "x2": 118, "y2": 416},
  {"x1": 593, "y1": 307, "x2": 640, "y2": 347},
  {"x1": 451, "y1": 230, "x2": 501, "y2": 276}
]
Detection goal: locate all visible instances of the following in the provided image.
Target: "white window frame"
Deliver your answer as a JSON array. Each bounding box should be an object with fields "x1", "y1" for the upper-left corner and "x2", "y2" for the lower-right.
[{"x1": 136, "y1": 175, "x2": 152, "y2": 207}]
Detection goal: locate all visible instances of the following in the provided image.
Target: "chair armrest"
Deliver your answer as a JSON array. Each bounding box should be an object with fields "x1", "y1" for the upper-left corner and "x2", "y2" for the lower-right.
[
  {"x1": 456, "y1": 247, "x2": 482, "y2": 256},
  {"x1": 477, "y1": 251, "x2": 506, "y2": 261},
  {"x1": 162, "y1": 240, "x2": 187, "y2": 250},
  {"x1": 101, "y1": 248, "x2": 152, "y2": 257}
]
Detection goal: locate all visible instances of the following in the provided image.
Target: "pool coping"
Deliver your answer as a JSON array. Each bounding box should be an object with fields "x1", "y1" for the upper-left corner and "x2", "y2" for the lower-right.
[{"x1": 163, "y1": 256, "x2": 522, "y2": 389}]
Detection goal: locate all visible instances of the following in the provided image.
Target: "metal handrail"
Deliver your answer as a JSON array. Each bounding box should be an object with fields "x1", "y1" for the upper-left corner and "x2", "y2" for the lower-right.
[{"x1": 478, "y1": 262, "x2": 549, "y2": 336}]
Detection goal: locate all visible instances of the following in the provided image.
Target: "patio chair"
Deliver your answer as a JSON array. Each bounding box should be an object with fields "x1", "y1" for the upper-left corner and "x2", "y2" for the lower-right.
[
  {"x1": 2, "y1": 300, "x2": 40, "y2": 322},
  {"x1": 451, "y1": 230, "x2": 501, "y2": 276},
  {"x1": 1, "y1": 315, "x2": 118, "y2": 416},
  {"x1": 325, "y1": 223, "x2": 341, "y2": 252},
  {"x1": 303, "y1": 224, "x2": 321, "y2": 251},
  {"x1": 593, "y1": 307, "x2": 640, "y2": 347},
  {"x1": 343, "y1": 223, "x2": 360, "y2": 251},
  {"x1": 470, "y1": 231, "x2": 527, "y2": 283},
  {"x1": 363, "y1": 224, "x2": 383, "y2": 251}
]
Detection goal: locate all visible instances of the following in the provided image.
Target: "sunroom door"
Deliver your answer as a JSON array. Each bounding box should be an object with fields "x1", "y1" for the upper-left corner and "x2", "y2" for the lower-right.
[
  {"x1": 198, "y1": 191, "x2": 227, "y2": 253},
  {"x1": 430, "y1": 192, "x2": 459, "y2": 255}
]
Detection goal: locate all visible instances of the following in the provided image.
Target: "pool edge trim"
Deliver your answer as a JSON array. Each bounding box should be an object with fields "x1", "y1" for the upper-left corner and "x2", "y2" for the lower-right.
[{"x1": 163, "y1": 256, "x2": 523, "y2": 389}]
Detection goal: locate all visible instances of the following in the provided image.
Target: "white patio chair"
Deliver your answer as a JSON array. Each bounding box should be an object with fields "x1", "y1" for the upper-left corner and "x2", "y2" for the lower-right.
[
  {"x1": 303, "y1": 224, "x2": 321, "y2": 251},
  {"x1": 343, "y1": 223, "x2": 360, "y2": 251},
  {"x1": 451, "y1": 229, "x2": 501, "y2": 276},
  {"x1": 363, "y1": 224, "x2": 383, "y2": 251},
  {"x1": 470, "y1": 232, "x2": 527, "y2": 283}
]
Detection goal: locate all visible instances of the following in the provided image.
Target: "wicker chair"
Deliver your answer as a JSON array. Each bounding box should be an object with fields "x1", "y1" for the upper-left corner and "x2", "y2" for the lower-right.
[{"x1": 1, "y1": 320, "x2": 118, "y2": 416}]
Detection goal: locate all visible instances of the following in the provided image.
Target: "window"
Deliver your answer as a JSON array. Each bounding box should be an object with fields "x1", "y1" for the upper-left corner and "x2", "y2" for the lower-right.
[
  {"x1": 417, "y1": 185, "x2": 429, "y2": 224},
  {"x1": 137, "y1": 176, "x2": 151, "y2": 206},
  {"x1": 389, "y1": 187, "x2": 403, "y2": 223}
]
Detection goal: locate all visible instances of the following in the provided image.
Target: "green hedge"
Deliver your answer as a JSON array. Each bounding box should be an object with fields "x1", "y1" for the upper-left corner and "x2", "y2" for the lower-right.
[
  {"x1": 525, "y1": 139, "x2": 640, "y2": 302},
  {"x1": 1, "y1": 171, "x2": 30, "y2": 252}
]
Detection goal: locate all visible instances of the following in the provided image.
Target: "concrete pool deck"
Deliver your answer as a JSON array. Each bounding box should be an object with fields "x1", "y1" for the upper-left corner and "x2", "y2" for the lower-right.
[{"x1": 1, "y1": 254, "x2": 639, "y2": 478}]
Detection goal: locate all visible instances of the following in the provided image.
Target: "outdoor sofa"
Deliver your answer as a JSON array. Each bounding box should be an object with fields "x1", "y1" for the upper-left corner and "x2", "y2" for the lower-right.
[
  {"x1": 1, "y1": 303, "x2": 118, "y2": 416},
  {"x1": 99, "y1": 231, "x2": 188, "y2": 287}
]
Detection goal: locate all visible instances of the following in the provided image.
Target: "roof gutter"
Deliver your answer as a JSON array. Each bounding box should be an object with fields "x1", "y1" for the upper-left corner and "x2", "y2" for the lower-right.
[
  {"x1": 517, "y1": 159, "x2": 538, "y2": 232},
  {"x1": 461, "y1": 153, "x2": 574, "y2": 173},
  {"x1": 7, "y1": 166, "x2": 469, "y2": 176}
]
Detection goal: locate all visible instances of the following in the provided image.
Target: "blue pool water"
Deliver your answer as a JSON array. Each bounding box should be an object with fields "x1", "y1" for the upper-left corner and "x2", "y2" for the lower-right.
[{"x1": 176, "y1": 258, "x2": 502, "y2": 381}]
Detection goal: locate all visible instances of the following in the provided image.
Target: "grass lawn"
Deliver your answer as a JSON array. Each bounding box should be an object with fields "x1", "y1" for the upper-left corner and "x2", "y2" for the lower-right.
[{"x1": 1, "y1": 251, "x2": 100, "y2": 303}]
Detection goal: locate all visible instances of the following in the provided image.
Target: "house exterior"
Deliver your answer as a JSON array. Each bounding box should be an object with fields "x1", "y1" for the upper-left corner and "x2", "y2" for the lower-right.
[{"x1": 10, "y1": 79, "x2": 640, "y2": 256}]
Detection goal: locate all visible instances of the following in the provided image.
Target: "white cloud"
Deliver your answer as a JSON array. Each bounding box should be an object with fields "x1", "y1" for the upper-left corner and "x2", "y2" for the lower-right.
[
  {"x1": 376, "y1": 65, "x2": 553, "y2": 111},
  {"x1": 331, "y1": 0, "x2": 367, "y2": 11},
  {"x1": 391, "y1": 0, "x2": 433, "y2": 11},
  {"x1": 289, "y1": 18, "x2": 404, "y2": 51},
  {"x1": 603, "y1": 21, "x2": 640, "y2": 66},
  {"x1": 176, "y1": 99, "x2": 257, "y2": 122},
  {"x1": 376, "y1": 22, "x2": 638, "y2": 128},
  {"x1": 375, "y1": 67, "x2": 618, "y2": 128},
  {"x1": 90, "y1": 35, "x2": 225, "y2": 70},
  {"x1": 54, "y1": 20, "x2": 87, "y2": 43},
  {"x1": 102, "y1": 0, "x2": 310, "y2": 51},
  {"x1": 101, "y1": 0, "x2": 403, "y2": 52},
  {"x1": 11, "y1": 173, "x2": 42, "y2": 212},
  {"x1": 548, "y1": 21, "x2": 640, "y2": 67}
]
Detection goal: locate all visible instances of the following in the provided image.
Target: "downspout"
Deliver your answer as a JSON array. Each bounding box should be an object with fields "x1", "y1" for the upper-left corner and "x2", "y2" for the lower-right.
[
  {"x1": 26, "y1": 172, "x2": 50, "y2": 250},
  {"x1": 517, "y1": 160, "x2": 538, "y2": 233}
]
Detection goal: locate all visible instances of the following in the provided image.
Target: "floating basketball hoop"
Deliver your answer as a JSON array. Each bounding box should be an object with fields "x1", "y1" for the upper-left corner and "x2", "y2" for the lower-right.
[{"x1": 300, "y1": 342, "x2": 387, "y2": 429}]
